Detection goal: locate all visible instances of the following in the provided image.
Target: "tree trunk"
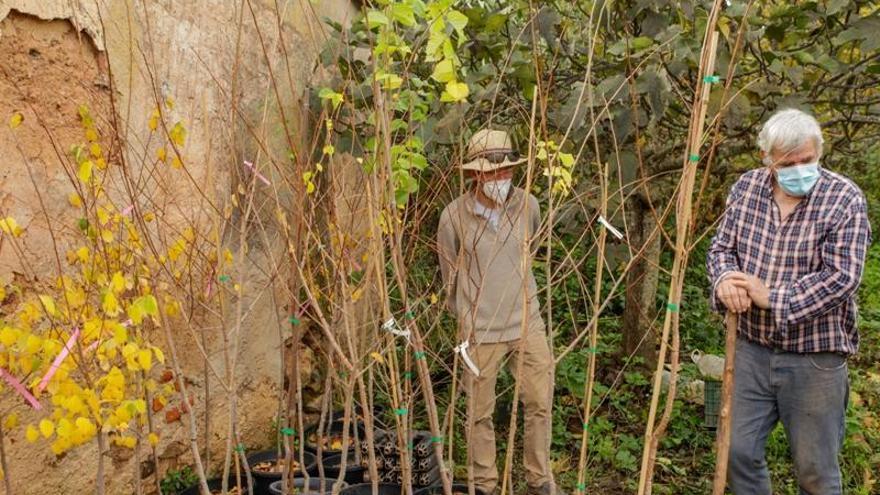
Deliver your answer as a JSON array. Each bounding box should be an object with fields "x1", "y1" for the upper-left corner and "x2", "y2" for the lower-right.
[{"x1": 622, "y1": 195, "x2": 661, "y2": 367}]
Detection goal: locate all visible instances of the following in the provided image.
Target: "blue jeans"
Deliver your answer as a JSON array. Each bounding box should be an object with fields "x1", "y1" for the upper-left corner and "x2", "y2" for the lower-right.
[{"x1": 727, "y1": 338, "x2": 849, "y2": 495}]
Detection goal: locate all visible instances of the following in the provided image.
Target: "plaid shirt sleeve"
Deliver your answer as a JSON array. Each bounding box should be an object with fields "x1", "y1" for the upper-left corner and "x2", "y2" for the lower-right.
[
  {"x1": 769, "y1": 195, "x2": 873, "y2": 330},
  {"x1": 706, "y1": 179, "x2": 746, "y2": 312}
]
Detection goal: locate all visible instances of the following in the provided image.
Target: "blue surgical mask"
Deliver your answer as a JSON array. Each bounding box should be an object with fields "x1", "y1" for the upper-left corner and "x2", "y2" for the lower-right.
[{"x1": 775, "y1": 161, "x2": 821, "y2": 197}]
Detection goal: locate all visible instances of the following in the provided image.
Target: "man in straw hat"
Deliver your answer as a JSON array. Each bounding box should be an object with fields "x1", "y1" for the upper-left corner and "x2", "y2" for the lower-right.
[{"x1": 437, "y1": 129, "x2": 560, "y2": 495}]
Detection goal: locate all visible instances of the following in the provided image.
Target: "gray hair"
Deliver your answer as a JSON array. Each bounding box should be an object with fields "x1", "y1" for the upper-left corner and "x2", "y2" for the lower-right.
[{"x1": 757, "y1": 108, "x2": 824, "y2": 157}]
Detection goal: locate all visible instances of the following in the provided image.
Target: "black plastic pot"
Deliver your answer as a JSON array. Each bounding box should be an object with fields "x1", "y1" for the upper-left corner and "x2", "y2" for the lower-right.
[
  {"x1": 247, "y1": 450, "x2": 317, "y2": 495},
  {"x1": 268, "y1": 477, "x2": 349, "y2": 495},
  {"x1": 339, "y1": 482, "x2": 402, "y2": 495},
  {"x1": 180, "y1": 476, "x2": 250, "y2": 495},
  {"x1": 308, "y1": 452, "x2": 367, "y2": 484},
  {"x1": 413, "y1": 485, "x2": 484, "y2": 495},
  {"x1": 304, "y1": 418, "x2": 366, "y2": 455}
]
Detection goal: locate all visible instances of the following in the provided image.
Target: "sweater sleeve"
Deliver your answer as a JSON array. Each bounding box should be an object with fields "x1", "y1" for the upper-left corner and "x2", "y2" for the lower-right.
[{"x1": 437, "y1": 206, "x2": 460, "y2": 313}]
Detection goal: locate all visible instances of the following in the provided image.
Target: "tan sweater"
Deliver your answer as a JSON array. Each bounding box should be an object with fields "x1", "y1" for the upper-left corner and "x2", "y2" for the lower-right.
[{"x1": 437, "y1": 187, "x2": 545, "y2": 343}]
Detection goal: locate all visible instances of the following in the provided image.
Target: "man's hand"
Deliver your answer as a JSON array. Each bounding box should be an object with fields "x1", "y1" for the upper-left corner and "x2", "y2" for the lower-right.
[
  {"x1": 716, "y1": 272, "x2": 752, "y2": 313},
  {"x1": 728, "y1": 273, "x2": 771, "y2": 309}
]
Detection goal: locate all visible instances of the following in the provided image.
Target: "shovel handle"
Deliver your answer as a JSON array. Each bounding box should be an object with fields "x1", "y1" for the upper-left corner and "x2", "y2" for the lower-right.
[{"x1": 712, "y1": 313, "x2": 739, "y2": 495}]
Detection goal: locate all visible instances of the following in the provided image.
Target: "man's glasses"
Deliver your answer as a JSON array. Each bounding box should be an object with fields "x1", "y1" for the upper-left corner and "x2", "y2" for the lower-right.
[{"x1": 475, "y1": 150, "x2": 519, "y2": 164}]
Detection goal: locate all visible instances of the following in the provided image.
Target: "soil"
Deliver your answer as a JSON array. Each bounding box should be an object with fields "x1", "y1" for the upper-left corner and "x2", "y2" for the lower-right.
[{"x1": 253, "y1": 459, "x2": 301, "y2": 474}]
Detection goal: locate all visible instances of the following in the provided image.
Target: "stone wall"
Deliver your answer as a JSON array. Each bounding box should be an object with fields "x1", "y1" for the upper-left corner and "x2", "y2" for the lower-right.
[{"x1": 0, "y1": 0, "x2": 357, "y2": 492}]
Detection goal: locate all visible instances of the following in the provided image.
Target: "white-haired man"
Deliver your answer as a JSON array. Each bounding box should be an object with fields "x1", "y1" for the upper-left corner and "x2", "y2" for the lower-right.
[{"x1": 707, "y1": 108, "x2": 872, "y2": 494}]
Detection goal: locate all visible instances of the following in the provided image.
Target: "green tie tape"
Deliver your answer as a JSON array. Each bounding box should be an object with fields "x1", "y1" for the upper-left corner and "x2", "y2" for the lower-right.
[
  {"x1": 394, "y1": 408, "x2": 408, "y2": 416},
  {"x1": 234, "y1": 444, "x2": 245, "y2": 453},
  {"x1": 288, "y1": 316, "x2": 300, "y2": 326},
  {"x1": 703, "y1": 75, "x2": 721, "y2": 84},
  {"x1": 430, "y1": 436, "x2": 443, "y2": 444},
  {"x1": 280, "y1": 427, "x2": 295, "y2": 436},
  {"x1": 688, "y1": 154, "x2": 700, "y2": 162},
  {"x1": 667, "y1": 302, "x2": 680, "y2": 312},
  {"x1": 403, "y1": 371, "x2": 413, "y2": 380},
  {"x1": 406, "y1": 441, "x2": 414, "y2": 450},
  {"x1": 576, "y1": 483, "x2": 586, "y2": 491},
  {"x1": 404, "y1": 310, "x2": 415, "y2": 320},
  {"x1": 218, "y1": 274, "x2": 231, "y2": 282},
  {"x1": 582, "y1": 422, "x2": 590, "y2": 431},
  {"x1": 414, "y1": 351, "x2": 426, "y2": 360},
  {"x1": 586, "y1": 347, "x2": 598, "y2": 354}
]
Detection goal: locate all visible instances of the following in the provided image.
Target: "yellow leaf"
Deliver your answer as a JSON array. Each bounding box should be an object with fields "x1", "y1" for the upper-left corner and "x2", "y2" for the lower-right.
[
  {"x1": 1, "y1": 326, "x2": 19, "y2": 347},
  {"x1": 111, "y1": 272, "x2": 126, "y2": 294},
  {"x1": 4, "y1": 413, "x2": 18, "y2": 429},
  {"x1": 148, "y1": 108, "x2": 160, "y2": 131},
  {"x1": 430, "y1": 293, "x2": 438, "y2": 305},
  {"x1": 90, "y1": 142, "x2": 102, "y2": 158},
  {"x1": 370, "y1": 352, "x2": 385, "y2": 364},
  {"x1": 151, "y1": 346, "x2": 165, "y2": 364},
  {"x1": 171, "y1": 156, "x2": 183, "y2": 169},
  {"x1": 102, "y1": 292, "x2": 120, "y2": 316},
  {"x1": 24, "y1": 334, "x2": 41, "y2": 354},
  {"x1": 156, "y1": 147, "x2": 167, "y2": 162},
  {"x1": 56, "y1": 418, "x2": 73, "y2": 439},
  {"x1": 39, "y1": 295, "x2": 57, "y2": 316},
  {"x1": 78, "y1": 160, "x2": 93, "y2": 183},
  {"x1": 148, "y1": 432, "x2": 159, "y2": 446},
  {"x1": 76, "y1": 417, "x2": 98, "y2": 438},
  {"x1": 138, "y1": 349, "x2": 153, "y2": 371},
  {"x1": 0, "y1": 217, "x2": 23, "y2": 237},
  {"x1": 113, "y1": 324, "x2": 127, "y2": 344},
  {"x1": 26, "y1": 424, "x2": 39, "y2": 443},
  {"x1": 352, "y1": 287, "x2": 364, "y2": 301},
  {"x1": 76, "y1": 247, "x2": 90, "y2": 263},
  {"x1": 68, "y1": 193, "x2": 83, "y2": 208},
  {"x1": 169, "y1": 122, "x2": 186, "y2": 147},
  {"x1": 144, "y1": 212, "x2": 155, "y2": 222},
  {"x1": 97, "y1": 207, "x2": 110, "y2": 226},
  {"x1": 115, "y1": 435, "x2": 137, "y2": 448},
  {"x1": 9, "y1": 112, "x2": 23, "y2": 129},
  {"x1": 441, "y1": 81, "x2": 470, "y2": 102},
  {"x1": 85, "y1": 128, "x2": 98, "y2": 142},
  {"x1": 39, "y1": 419, "x2": 55, "y2": 438},
  {"x1": 101, "y1": 229, "x2": 115, "y2": 243}
]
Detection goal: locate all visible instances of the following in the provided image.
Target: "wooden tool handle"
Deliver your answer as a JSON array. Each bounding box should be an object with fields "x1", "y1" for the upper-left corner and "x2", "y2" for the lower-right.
[{"x1": 712, "y1": 313, "x2": 739, "y2": 495}]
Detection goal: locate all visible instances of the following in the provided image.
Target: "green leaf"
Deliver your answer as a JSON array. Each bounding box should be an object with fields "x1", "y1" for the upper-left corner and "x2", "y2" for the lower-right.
[
  {"x1": 431, "y1": 59, "x2": 456, "y2": 83},
  {"x1": 391, "y1": 3, "x2": 416, "y2": 27},
  {"x1": 441, "y1": 81, "x2": 469, "y2": 102},
  {"x1": 128, "y1": 295, "x2": 159, "y2": 325},
  {"x1": 318, "y1": 88, "x2": 344, "y2": 109},
  {"x1": 824, "y1": 0, "x2": 849, "y2": 15},
  {"x1": 792, "y1": 51, "x2": 815, "y2": 65},
  {"x1": 446, "y1": 10, "x2": 468, "y2": 38},
  {"x1": 630, "y1": 36, "x2": 653, "y2": 51},
  {"x1": 366, "y1": 10, "x2": 390, "y2": 29},
  {"x1": 559, "y1": 152, "x2": 575, "y2": 168}
]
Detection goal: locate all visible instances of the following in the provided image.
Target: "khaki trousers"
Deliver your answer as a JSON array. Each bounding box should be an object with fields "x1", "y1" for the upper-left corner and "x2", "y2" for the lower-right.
[{"x1": 463, "y1": 329, "x2": 554, "y2": 493}]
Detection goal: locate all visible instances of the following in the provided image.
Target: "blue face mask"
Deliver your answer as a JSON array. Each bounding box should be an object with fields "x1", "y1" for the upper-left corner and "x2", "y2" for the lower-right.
[{"x1": 775, "y1": 161, "x2": 821, "y2": 197}]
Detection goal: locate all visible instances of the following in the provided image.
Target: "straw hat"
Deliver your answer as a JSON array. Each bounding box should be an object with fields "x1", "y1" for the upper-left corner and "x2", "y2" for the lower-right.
[{"x1": 460, "y1": 129, "x2": 527, "y2": 172}]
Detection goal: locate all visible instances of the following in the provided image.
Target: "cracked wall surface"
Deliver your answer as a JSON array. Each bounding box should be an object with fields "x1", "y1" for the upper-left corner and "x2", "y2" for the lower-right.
[{"x1": 0, "y1": 1, "x2": 357, "y2": 492}]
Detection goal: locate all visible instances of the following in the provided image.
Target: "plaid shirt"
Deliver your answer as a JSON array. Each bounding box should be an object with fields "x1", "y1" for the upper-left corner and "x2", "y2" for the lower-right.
[{"x1": 707, "y1": 167, "x2": 872, "y2": 355}]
